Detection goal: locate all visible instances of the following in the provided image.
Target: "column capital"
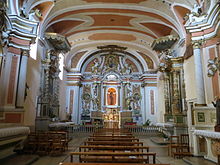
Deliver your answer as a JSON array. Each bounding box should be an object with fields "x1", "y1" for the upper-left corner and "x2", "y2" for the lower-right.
[
  {"x1": 192, "y1": 40, "x2": 204, "y2": 49},
  {"x1": 21, "y1": 49, "x2": 30, "y2": 57}
]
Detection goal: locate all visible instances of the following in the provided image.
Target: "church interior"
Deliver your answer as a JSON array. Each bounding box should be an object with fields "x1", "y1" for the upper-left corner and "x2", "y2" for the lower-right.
[{"x1": 0, "y1": 0, "x2": 220, "y2": 165}]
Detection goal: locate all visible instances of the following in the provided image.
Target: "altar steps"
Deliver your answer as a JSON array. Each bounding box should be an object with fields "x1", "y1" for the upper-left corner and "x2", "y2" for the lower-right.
[
  {"x1": 183, "y1": 156, "x2": 217, "y2": 165},
  {"x1": 0, "y1": 154, "x2": 39, "y2": 165}
]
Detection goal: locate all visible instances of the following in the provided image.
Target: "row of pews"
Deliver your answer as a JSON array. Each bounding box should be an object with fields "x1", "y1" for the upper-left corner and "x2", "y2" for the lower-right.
[
  {"x1": 61, "y1": 128, "x2": 170, "y2": 165},
  {"x1": 24, "y1": 131, "x2": 69, "y2": 155}
]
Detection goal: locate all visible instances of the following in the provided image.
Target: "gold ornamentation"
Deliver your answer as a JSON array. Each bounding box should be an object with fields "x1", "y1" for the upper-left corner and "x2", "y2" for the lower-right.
[
  {"x1": 21, "y1": 50, "x2": 30, "y2": 57},
  {"x1": 192, "y1": 40, "x2": 204, "y2": 49},
  {"x1": 151, "y1": 35, "x2": 179, "y2": 51}
]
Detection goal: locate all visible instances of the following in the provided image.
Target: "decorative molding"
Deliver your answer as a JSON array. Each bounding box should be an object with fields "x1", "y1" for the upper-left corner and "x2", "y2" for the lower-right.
[
  {"x1": 151, "y1": 35, "x2": 179, "y2": 51},
  {"x1": 45, "y1": 33, "x2": 71, "y2": 52},
  {"x1": 192, "y1": 40, "x2": 204, "y2": 49},
  {"x1": 194, "y1": 130, "x2": 220, "y2": 139}
]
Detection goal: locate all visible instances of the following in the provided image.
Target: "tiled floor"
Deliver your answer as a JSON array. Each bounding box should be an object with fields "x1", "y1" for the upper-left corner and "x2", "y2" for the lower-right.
[
  {"x1": 1, "y1": 134, "x2": 217, "y2": 165},
  {"x1": 31, "y1": 134, "x2": 190, "y2": 165}
]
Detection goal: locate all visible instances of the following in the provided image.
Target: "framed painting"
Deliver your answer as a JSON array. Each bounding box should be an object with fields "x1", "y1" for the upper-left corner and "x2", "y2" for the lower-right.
[{"x1": 198, "y1": 112, "x2": 205, "y2": 122}]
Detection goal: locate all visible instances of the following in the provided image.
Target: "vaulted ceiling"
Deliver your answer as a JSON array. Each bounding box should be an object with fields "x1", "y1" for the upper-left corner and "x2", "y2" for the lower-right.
[{"x1": 21, "y1": 0, "x2": 201, "y2": 69}]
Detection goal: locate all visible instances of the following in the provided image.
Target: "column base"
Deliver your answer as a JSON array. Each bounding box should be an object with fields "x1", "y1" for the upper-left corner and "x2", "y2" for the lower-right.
[{"x1": 195, "y1": 103, "x2": 207, "y2": 107}]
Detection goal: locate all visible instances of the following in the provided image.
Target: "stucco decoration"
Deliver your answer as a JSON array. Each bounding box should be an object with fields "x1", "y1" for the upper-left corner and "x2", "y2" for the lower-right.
[{"x1": 71, "y1": 51, "x2": 87, "y2": 68}]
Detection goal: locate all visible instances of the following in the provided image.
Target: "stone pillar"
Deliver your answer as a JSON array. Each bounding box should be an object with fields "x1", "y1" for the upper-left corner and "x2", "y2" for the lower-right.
[
  {"x1": 73, "y1": 83, "x2": 80, "y2": 124},
  {"x1": 192, "y1": 133, "x2": 199, "y2": 156},
  {"x1": 16, "y1": 50, "x2": 29, "y2": 108},
  {"x1": 193, "y1": 41, "x2": 206, "y2": 105}
]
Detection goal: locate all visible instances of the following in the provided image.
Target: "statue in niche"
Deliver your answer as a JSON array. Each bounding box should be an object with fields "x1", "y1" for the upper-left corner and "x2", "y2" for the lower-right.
[
  {"x1": 126, "y1": 84, "x2": 133, "y2": 109},
  {"x1": 126, "y1": 83, "x2": 132, "y2": 98},
  {"x1": 126, "y1": 64, "x2": 132, "y2": 74},
  {"x1": 92, "y1": 96, "x2": 100, "y2": 111},
  {"x1": 122, "y1": 59, "x2": 132, "y2": 74},
  {"x1": 133, "y1": 93, "x2": 141, "y2": 110},
  {"x1": 92, "y1": 84, "x2": 100, "y2": 110},
  {"x1": 126, "y1": 97, "x2": 133, "y2": 110},
  {"x1": 91, "y1": 58, "x2": 100, "y2": 74},
  {"x1": 82, "y1": 93, "x2": 91, "y2": 111},
  {"x1": 107, "y1": 88, "x2": 116, "y2": 105}
]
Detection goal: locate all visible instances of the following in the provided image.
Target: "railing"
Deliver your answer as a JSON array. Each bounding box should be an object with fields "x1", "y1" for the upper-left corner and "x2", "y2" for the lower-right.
[
  {"x1": 68, "y1": 125, "x2": 104, "y2": 135},
  {"x1": 123, "y1": 125, "x2": 162, "y2": 135},
  {"x1": 49, "y1": 123, "x2": 162, "y2": 136}
]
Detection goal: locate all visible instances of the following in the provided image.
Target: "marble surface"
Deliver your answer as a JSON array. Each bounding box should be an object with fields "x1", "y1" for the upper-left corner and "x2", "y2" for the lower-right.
[
  {"x1": 193, "y1": 130, "x2": 220, "y2": 139},
  {"x1": 0, "y1": 127, "x2": 30, "y2": 139}
]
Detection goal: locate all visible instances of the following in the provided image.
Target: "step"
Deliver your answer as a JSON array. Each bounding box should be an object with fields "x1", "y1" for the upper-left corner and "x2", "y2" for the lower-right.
[
  {"x1": 150, "y1": 137, "x2": 169, "y2": 145},
  {"x1": 0, "y1": 154, "x2": 39, "y2": 165},
  {"x1": 183, "y1": 156, "x2": 217, "y2": 165}
]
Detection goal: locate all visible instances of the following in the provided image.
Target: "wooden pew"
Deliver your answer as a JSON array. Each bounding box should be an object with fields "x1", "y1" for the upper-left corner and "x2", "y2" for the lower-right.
[
  {"x1": 79, "y1": 145, "x2": 149, "y2": 152},
  {"x1": 88, "y1": 137, "x2": 139, "y2": 142},
  {"x1": 70, "y1": 151, "x2": 156, "y2": 163},
  {"x1": 60, "y1": 163, "x2": 169, "y2": 165},
  {"x1": 91, "y1": 135, "x2": 135, "y2": 138},
  {"x1": 93, "y1": 133, "x2": 133, "y2": 136},
  {"x1": 84, "y1": 141, "x2": 143, "y2": 146}
]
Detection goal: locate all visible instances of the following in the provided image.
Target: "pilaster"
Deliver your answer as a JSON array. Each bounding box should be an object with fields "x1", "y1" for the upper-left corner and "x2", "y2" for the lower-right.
[{"x1": 16, "y1": 50, "x2": 29, "y2": 108}]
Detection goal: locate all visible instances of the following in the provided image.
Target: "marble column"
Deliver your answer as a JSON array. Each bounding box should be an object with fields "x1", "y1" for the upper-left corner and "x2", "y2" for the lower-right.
[
  {"x1": 193, "y1": 41, "x2": 206, "y2": 104},
  {"x1": 72, "y1": 83, "x2": 80, "y2": 124},
  {"x1": 16, "y1": 50, "x2": 29, "y2": 108},
  {"x1": 192, "y1": 133, "x2": 199, "y2": 156}
]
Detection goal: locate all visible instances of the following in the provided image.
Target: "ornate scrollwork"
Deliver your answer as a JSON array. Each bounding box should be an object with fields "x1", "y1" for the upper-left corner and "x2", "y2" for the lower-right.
[{"x1": 207, "y1": 57, "x2": 220, "y2": 77}]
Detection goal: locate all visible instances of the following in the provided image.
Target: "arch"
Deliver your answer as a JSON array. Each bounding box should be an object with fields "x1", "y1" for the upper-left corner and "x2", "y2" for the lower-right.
[
  {"x1": 78, "y1": 48, "x2": 145, "y2": 74},
  {"x1": 65, "y1": 41, "x2": 159, "y2": 72}
]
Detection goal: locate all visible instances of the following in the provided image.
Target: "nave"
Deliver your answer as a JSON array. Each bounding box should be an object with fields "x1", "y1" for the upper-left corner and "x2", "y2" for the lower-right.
[{"x1": 1, "y1": 128, "x2": 217, "y2": 165}]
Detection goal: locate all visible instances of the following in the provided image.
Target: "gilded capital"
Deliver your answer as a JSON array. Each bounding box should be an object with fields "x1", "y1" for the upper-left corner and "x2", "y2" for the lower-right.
[
  {"x1": 21, "y1": 50, "x2": 30, "y2": 57},
  {"x1": 192, "y1": 40, "x2": 203, "y2": 49}
]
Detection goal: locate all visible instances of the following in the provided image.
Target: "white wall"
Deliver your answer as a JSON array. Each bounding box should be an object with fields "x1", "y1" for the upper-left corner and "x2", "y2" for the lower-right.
[
  {"x1": 145, "y1": 86, "x2": 158, "y2": 125},
  {"x1": 23, "y1": 43, "x2": 42, "y2": 127},
  {"x1": 184, "y1": 56, "x2": 197, "y2": 101}
]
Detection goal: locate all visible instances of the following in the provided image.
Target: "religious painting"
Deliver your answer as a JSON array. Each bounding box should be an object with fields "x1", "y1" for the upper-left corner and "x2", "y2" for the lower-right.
[
  {"x1": 107, "y1": 88, "x2": 116, "y2": 105},
  {"x1": 198, "y1": 112, "x2": 205, "y2": 122},
  {"x1": 69, "y1": 90, "x2": 74, "y2": 114},
  {"x1": 150, "y1": 90, "x2": 155, "y2": 115}
]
